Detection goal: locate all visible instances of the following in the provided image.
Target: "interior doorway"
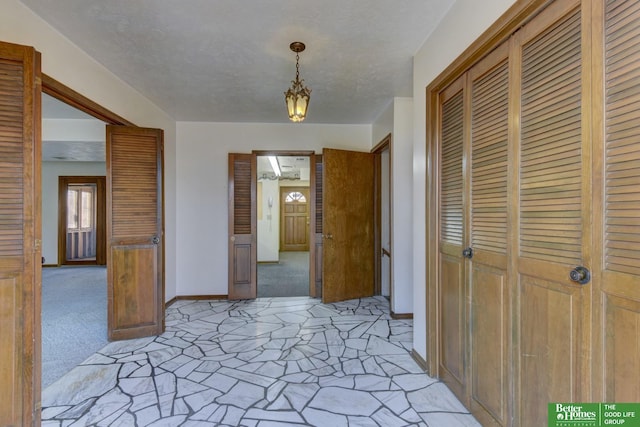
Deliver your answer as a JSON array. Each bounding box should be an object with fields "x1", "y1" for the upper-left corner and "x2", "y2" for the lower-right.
[
  {"x1": 41, "y1": 93, "x2": 109, "y2": 388},
  {"x1": 256, "y1": 154, "x2": 311, "y2": 298}
]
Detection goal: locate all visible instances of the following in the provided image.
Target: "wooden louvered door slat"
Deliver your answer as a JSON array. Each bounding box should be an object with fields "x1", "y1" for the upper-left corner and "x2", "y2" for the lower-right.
[
  {"x1": 309, "y1": 154, "x2": 322, "y2": 298},
  {"x1": 597, "y1": 0, "x2": 640, "y2": 402},
  {"x1": 438, "y1": 77, "x2": 467, "y2": 402},
  {"x1": 515, "y1": 2, "x2": 590, "y2": 425},
  {"x1": 107, "y1": 126, "x2": 164, "y2": 340},
  {"x1": 228, "y1": 153, "x2": 256, "y2": 299},
  {"x1": 0, "y1": 40, "x2": 40, "y2": 427},
  {"x1": 468, "y1": 42, "x2": 510, "y2": 427}
]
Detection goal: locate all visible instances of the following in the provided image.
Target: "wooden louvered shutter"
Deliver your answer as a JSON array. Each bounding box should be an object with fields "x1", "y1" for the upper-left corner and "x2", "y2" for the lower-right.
[
  {"x1": 438, "y1": 78, "x2": 467, "y2": 400},
  {"x1": 309, "y1": 154, "x2": 323, "y2": 298},
  {"x1": 599, "y1": 0, "x2": 640, "y2": 402},
  {"x1": 515, "y1": 3, "x2": 591, "y2": 425},
  {"x1": 468, "y1": 43, "x2": 510, "y2": 427},
  {"x1": 228, "y1": 153, "x2": 256, "y2": 299},
  {"x1": 107, "y1": 126, "x2": 164, "y2": 340},
  {"x1": 0, "y1": 41, "x2": 41, "y2": 427}
]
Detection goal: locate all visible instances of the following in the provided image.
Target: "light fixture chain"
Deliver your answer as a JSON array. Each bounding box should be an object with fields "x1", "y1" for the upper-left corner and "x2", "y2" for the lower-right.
[{"x1": 295, "y1": 52, "x2": 300, "y2": 82}]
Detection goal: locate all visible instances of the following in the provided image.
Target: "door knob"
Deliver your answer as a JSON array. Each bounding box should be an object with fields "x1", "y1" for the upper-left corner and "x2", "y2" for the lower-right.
[
  {"x1": 462, "y1": 247, "x2": 473, "y2": 259},
  {"x1": 325, "y1": 233, "x2": 333, "y2": 240},
  {"x1": 569, "y1": 266, "x2": 590, "y2": 285},
  {"x1": 152, "y1": 236, "x2": 160, "y2": 244}
]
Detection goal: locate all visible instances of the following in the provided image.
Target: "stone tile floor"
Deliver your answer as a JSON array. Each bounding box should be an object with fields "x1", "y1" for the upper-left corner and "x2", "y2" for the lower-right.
[{"x1": 42, "y1": 296, "x2": 480, "y2": 426}]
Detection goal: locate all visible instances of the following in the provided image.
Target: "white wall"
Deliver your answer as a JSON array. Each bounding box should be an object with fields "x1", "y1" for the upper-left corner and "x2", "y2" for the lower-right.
[
  {"x1": 391, "y1": 98, "x2": 414, "y2": 315},
  {"x1": 1, "y1": 0, "x2": 178, "y2": 301},
  {"x1": 411, "y1": 0, "x2": 518, "y2": 360},
  {"x1": 176, "y1": 122, "x2": 371, "y2": 296},
  {"x1": 41, "y1": 161, "x2": 106, "y2": 265},
  {"x1": 257, "y1": 179, "x2": 280, "y2": 262}
]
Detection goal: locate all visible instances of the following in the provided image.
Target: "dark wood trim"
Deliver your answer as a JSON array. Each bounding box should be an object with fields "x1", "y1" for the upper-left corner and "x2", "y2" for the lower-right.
[
  {"x1": 42, "y1": 74, "x2": 135, "y2": 126},
  {"x1": 371, "y1": 134, "x2": 392, "y2": 299},
  {"x1": 252, "y1": 150, "x2": 315, "y2": 156},
  {"x1": 411, "y1": 349, "x2": 430, "y2": 373},
  {"x1": 42, "y1": 264, "x2": 59, "y2": 268},
  {"x1": 58, "y1": 176, "x2": 107, "y2": 266},
  {"x1": 390, "y1": 311, "x2": 413, "y2": 320},
  {"x1": 425, "y1": 0, "x2": 552, "y2": 378}
]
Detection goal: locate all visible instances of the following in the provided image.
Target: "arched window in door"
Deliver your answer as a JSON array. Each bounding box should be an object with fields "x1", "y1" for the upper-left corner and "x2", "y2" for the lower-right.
[{"x1": 285, "y1": 191, "x2": 307, "y2": 203}]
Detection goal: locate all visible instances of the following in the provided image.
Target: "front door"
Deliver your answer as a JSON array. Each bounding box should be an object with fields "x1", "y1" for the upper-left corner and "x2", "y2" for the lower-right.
[
  {"x1": 0, "y1": 40, "x2": 41, "y2": 427},
  {"x1": 280, "y1": 187, "x2": 309, "y2": 251},
  {"x1": 106, "y1": 125, "x2": 164, "y2": 340},
  {"x1": 322, "y1": 148, "x2": 375, "y2": 303}
]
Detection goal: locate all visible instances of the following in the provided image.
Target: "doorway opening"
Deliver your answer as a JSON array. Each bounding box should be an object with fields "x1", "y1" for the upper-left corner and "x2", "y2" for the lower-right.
[
  {"x1": 41, "y1": 92, "x2": 109, "y2": 388},
  {"x1": 256, "y1": 155, "x2": 311, "y2": 297}
]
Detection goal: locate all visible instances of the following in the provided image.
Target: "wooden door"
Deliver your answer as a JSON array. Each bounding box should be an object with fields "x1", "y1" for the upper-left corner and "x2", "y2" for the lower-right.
[
  {"x1": 438, "y1": 77, "x2": 467, "y2": 402},
  {"x1": 468, "y1": 42, "x2": 510, "y2": 427},
  {"x1": 280, "y1": 187, "x2": 309, "y2": 251},
  {"x1": 107, "y1": 125, "x2": 164, "y2": 341},
  {"x1": 309, "y1": 154, "x2": 323, "y2": 298},
  {"x1": 322, "y1": 148, "x2": 374, "y2": 303},
  {"x1": 228, "y1": 153, "x2": 257, "y2": 300},
  {"x1": 595, "y1": 0, "x2": 640, "y2": 402},
  {"x1": 515, "y1": 3, "x2": 590, "y2": 425},
  {"x1": 0, "y1": 40, "x2": 41, "y2": 427}
]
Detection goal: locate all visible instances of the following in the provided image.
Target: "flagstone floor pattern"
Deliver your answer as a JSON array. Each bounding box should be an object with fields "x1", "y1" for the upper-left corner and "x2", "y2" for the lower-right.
[{"x1": 41, "y1": 296, "x2": 480, "y2": 426}]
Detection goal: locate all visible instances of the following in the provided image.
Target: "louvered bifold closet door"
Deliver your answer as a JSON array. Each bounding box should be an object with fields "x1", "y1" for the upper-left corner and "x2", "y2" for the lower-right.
[
  {"x1": 310, "y1": 154, "x2": 323, "y2": 298},
  {"x1": 468, "y1": 43, "x2": 510, "y2": 427},
  {"x1": 228, "y1": 153, "x2": 257, "y2": 299},
  {"x1": 600, "y1": 0, "x2": 640, "y2": 402},
  {"x1": 107, "y1": 126, "x2": 164, "y2": 340},
  {"x1": 438, "y1": 78, "x2": 467, "y2": 402},
  {"x1": 0, "y1": 41, "x2": 40, "y2": 427},
  {"x1": 515, "y1": 2, "x2": 591, "y2": 426}
]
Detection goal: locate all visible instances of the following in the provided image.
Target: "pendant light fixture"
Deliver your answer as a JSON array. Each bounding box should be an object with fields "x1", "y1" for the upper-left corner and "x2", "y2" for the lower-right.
[{"x1": 284, "y1": 42, "x2": 311, "y2": 122}]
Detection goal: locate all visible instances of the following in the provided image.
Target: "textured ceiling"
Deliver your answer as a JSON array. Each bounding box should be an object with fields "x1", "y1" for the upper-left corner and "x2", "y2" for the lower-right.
[{"x1": 21, "y1": 0, "x2": 455, "y2": 124}]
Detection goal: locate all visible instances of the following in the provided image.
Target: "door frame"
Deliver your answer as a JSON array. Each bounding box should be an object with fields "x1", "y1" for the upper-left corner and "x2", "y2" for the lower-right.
[
  {"x1": 57, "y1": 176, "x2": 107, "y2": 266},
  {"x1": 372, "y1": 134, "x2": 392, "y2": 300},
  {"x1": 252, "y1": 150, "x2": 316, "y2": 295},
  {"x1": 279, "y1": 186, "x2": 310, "y2": 252}
]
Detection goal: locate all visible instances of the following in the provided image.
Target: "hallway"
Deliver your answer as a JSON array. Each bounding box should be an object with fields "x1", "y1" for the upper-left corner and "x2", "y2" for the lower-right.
[{"x1": 41, "y1": 297, "x2": 479, "y2": 426}]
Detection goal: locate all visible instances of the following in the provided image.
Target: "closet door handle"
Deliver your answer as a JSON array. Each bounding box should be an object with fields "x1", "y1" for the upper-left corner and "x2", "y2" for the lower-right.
[
  {"x1": 462, "y1": 247, "x2": 473, "y2": 259},
  {"x1": 569, "y1": 266, "x2": 590, "y2": 285}
]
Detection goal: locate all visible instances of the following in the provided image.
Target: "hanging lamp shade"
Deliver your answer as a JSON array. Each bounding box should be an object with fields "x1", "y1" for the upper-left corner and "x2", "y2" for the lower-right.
[{"x1": 284, "y1": 42, "x2": 311, "y2": 122}]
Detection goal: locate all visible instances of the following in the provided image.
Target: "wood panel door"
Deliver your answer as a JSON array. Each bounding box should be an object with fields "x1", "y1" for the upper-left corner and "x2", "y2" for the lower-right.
[
  {"x1": 309, "y1": 154, "x2": 323, "y2": 298},
  {"x1": 322, "y1": 148, "x2": 374, "y2": 303},
  {"x1": 228, "y1": 153, "x2": 257, "y2": 300},
  {"x1": 515, "y1": 3, "x2": 590, "y2": 425},
  {"x1": 468, "y1": 42, "x2": 510, "y2": 427},
  {"x1": 280, "y1": 187, "x2": 309, "y2": 251},
  {"x1": 0, "y1": 40, "x2": 41, "y2": 427},
  {"x1": 438, "y1": 77, "x2": 467, "y2": 402},
  {"x1": 595, "y1": 0, "x2": 640, "y2": 403},
  {"x1": 107, "y1": 125, "x2": 164, "y2": 341}
]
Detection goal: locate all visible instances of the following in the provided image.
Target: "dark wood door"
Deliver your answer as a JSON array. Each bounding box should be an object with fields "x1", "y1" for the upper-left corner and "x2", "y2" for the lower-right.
[
  {"x1": 309, "y1": 154, "x2": 323, "y2": 298},
  {"x1": 228, "y1": 153, "x2": 257, "y2": 299},
  {"x1": 468, "y1": 42, "x2": 510, "y2": 427},
  {"x1": 322, "y1": 148, "x2": 374, "y2": 303},
  {"x1": 0, "y1": 40, "x2": 41, "y2": 427},
  {"x1": 280, "y1": 187, "x2": 309, "y2": 251},
  {"x1": 515, "y1": 4, "x2": 590, "y2": 425},
  {"x1": 437, "y1": 77, "x2": 466, "y2": 402},
  {"x1": 107, "y1": 125, "x2": 164, "y2": 341},
  {"x1": 597, "y1": 0, "x2": 640, "y2": 403}
]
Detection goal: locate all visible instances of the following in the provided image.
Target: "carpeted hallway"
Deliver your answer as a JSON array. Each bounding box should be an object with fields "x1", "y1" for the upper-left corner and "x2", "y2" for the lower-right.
[
  {"x1": 257, "y1": 251, "x2": 309, "y2": 297},
  {"x1": 41, "y1": 266, "x2": 109, "y2": 389}
]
